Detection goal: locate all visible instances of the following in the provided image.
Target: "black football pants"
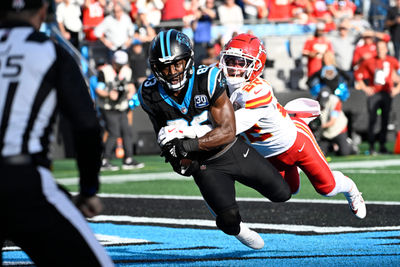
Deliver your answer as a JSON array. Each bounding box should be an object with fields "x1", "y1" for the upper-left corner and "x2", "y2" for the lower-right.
[
  {"x1": 192, "y1": 138, "x2": 291, "y2": 232},
  {"x1": 0, "y1": 163, "x2": 113, "y2": 267}
]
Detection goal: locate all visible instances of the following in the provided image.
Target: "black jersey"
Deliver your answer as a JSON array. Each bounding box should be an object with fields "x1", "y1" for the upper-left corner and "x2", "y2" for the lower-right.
[{"x1": 139, "y1": 65, "x2": 228, "y2": 160}]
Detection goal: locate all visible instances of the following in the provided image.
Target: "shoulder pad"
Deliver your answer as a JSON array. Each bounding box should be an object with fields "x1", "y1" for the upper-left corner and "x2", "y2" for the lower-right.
[{"x1": 242, "y1": 78, "x2": 273, "y2": 109}]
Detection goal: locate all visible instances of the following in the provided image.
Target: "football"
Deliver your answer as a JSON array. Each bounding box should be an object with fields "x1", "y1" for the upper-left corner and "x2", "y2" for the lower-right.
[{"x1": 180, "y1": 158, "x2": 192, "y2": 168}]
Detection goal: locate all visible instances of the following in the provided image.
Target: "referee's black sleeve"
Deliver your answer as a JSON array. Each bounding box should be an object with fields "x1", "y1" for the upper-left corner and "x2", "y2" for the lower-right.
[{"x1": 55, "y1": 45, "x2": 102, "y2": 196}]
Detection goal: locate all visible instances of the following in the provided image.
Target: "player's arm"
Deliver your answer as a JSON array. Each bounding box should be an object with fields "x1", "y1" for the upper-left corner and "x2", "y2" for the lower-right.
[
  {"x1": 55, "y1": 45, "x2": 103, "y2": 217},
  {"x1": 234, "y1": 107, "x2": 266, "y2": 134},
  {"x1": 197, "y1": 90, "x2": 236, "y2": 151}
]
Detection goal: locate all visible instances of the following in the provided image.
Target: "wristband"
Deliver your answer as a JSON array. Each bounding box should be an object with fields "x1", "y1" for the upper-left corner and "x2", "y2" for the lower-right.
[
  {"x1": 182, "y1": 138, "x2": 200, "y2": 152},
  {"x1": 80, "y1": 186, "x2": 98, "y2": 197}
]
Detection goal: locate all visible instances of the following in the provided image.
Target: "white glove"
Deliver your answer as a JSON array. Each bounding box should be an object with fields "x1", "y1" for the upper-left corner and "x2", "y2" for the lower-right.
[
  {"x1": 158, "y1": 124, "x2": 213, "y2": 147},
  {"x1": 157, "y1": 125, "x2": 185, "y2": 147}
]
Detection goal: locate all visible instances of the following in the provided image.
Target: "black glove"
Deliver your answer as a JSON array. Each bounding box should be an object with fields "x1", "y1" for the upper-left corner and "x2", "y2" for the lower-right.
[{"x1": 161, "y1": 138, "x2": 189, "y2": 161}]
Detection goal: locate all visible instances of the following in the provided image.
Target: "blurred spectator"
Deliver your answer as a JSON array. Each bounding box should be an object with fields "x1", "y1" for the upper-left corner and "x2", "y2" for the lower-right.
[
  {"x1": 351, "y1": 29, "x2": 376, "y2": 70},
  {"x1": 354, "y1": 40, "x2": 400, "y2": 154},
  {"x1": 161, "y1": 0, "x2": 186, "y2": 29},
  {"x1": 307, "y1": 0, "x2": 331, "y2": 21},
  {"x1": 135, "y1": 0, "x2": 164, "y2": 26},
  {"x1": 350, "y1": 9, "x2": 372, "y2": 33},
  {"x1": 56, "y1": 0, "x2": 83, "y2": 48},
  {"x1": 302, "y1": 22, "x2": 334, "y2": 77},
  {"x1": 290, "y1": 0, "x2": 310, "y2": 24},
  {"x1": 128, "y1": 39, "x2": 149, "y2": 89},
  {"x1": 200, "y1": 42, "x2": 220, "y2": 66},
  {"x1": 95, "y1": 50, "x2": 144, "y2": 170},
  {"x1": 94, "y1": 2, "x2": 134, "y2": 60},
  {"x1": 316, "y1": 87, "x2": 357, "y2": 156},
  {"x1": 329, "y1": 0, "x2": 356, "y2": 22},
  {"x1": 192, "y1": 0, "x2": 217, "y2": 66},
  {"x1": 329, "y1": 18, "x2": 357, "y2": 81},
  {"x1": 385, "y1": 0, "x2": 400, "y2": 60},
  {"x1": 217, "y1": 0, "x2": 244, "y2": 33},
  {"x1": 134, "y1": 9, "x2": 157, "y2": 43},
  {"x1": 368, "y1": 0, "x2": 389, "y2": 32},
  {"x1": 307, "y1": 51, "x2": 352, "y2": 101},
  {"x1": 82, "y1": 0, "x2": 105, "y2": 41},
  {"x1": 242, "y1": 0, "x2": 268, "y2": 21},
  {"x1": 265, "y1": 0, "x2": 292, "y2": 22},
  {"x1": 105, "y1": 0, "x2": 132, "y2": 14}
]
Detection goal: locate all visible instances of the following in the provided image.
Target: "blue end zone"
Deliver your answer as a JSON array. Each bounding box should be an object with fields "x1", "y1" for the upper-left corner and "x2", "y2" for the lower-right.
[{"x1": 4, "y1": 223, "x2": 400, "y2": 266}]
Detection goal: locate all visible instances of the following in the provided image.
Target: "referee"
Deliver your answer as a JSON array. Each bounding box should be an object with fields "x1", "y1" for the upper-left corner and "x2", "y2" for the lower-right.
[{"x1": 0, "y1": 1, "x2": 114, "y2": 266}]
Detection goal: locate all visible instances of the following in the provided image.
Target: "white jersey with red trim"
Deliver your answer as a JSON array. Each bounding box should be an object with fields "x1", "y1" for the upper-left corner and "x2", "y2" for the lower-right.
[{"x1": 229, "y1": 77, "x2": 297, "y2": 157}]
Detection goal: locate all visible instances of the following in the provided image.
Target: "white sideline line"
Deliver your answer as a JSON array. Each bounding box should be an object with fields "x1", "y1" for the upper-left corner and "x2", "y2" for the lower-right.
[
  {"x1": 329, "y1": 159, "x2": 400, "y2": 169},
  {"x1": 340, "y1": 169, "x2": 400, "y2": 174},
  {"x1": 89, "y1": 215, "x2": 400, "y2": 234},
  {"x1": 57, "y1": 172, "x2": 188, "y2": 185},
  {"x1": 56, "y1": 159, "x2": 400, "y2": 186},
  {"x1": 97, "y1": 193, "x2": 400, "y2": 205}
]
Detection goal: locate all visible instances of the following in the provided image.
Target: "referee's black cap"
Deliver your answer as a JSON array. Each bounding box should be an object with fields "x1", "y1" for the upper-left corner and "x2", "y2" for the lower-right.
[{"x1": 1, "y1": 0, "x2": 47, "y2": 12}]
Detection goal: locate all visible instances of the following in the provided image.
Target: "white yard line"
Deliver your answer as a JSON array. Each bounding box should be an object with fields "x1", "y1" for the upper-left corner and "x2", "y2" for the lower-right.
[
  {"x1": 89, "y1": 215, "x2": 400, "y2": 234},
  {"x1": 97, "y1": 193, "x2": 400, "y2": 205},
  {"x1": 56, "y1": 159, "x2": 400, "y2": 186},
  {"x1": 57, "y1": 172, "x2": 188, "y2": 185}
]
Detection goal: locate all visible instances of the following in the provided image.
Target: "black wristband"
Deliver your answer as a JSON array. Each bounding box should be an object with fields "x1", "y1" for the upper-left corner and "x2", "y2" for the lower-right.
[
  {"x1": 182, "y1": 138, "x2": 200, "y2": 152},
  {"x1": 80, "y1": 186, "x2": 98, "y2": 197}
]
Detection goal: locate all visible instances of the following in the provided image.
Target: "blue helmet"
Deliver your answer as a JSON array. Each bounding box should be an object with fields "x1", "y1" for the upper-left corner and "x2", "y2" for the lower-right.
[{"x1": 149, "y1": 29, "x2": 194, "y2": 91}]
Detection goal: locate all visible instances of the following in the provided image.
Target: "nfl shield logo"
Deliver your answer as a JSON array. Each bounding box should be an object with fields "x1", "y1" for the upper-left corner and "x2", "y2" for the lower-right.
[{"x1": 180, "y1": 107, "x2": 187, "y2": 114}]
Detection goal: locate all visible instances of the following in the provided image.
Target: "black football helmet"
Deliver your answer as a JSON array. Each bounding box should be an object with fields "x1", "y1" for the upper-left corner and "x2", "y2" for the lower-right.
[{"x1": 149, "y1": 29, "x2": 194, "y2": 91}]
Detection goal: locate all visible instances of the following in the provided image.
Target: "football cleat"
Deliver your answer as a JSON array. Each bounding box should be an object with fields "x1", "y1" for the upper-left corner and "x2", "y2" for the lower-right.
[
  {"x1": 101, "y1": 159, "x2": 119, "y2": 171},
  {"x1": 345, "y1": 187, "x2": 366, "y2": 219},
  {"x1": 235, "y1": 222, "x2": 264, "y2": 250},
  {"x1": 122, "y1": 157, "x2": 145, "y2": 170}
]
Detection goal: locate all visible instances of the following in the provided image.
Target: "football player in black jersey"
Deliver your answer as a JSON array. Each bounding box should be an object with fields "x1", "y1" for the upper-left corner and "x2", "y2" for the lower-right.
[{"x1": 139, "y1": 29, "x2": 291, "y2": 249}]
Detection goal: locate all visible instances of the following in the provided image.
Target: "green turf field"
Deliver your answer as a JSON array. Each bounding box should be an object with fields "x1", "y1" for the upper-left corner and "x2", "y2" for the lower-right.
[{"x1": 54, "y1": 151, "x2": 400, "y2": 202}]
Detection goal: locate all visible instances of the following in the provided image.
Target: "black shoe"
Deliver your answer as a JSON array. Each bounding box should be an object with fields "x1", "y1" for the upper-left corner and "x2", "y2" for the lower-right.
[
  {"x1": 379, "y1": 147, "x2": 390, "y2": 154},
  {"x1": 101, "y1": 159, "x2": 119, "y2": 171},
  {"x1": 122, "y1": 157, "x2": 145, "y2": 170}
]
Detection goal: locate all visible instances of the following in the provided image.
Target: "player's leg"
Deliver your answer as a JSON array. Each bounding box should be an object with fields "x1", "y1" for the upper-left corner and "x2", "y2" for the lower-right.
[
  {"x1": 367, "y1": 94, "x2": 380, "y2": 152},
  {"x1": 193, "y1": 146, "x2": 264, "y2": 249},
  {"x1": 233, "y1": 139, "x2": 291, "y2": 202},
  {"x1": 378, "y1": 92, "x2": 392, "y2": 152},
  {"x1": 268, "y1": 155, "x2": 301, "y2": 195},
  {"x1": 293, "y1": 119, "x2": 366, "y2": 219},
  {"x1": 4, "y1": 165, "x2": 114, "y2": 266},
  {"x1": 102, "y1": 110, "x2": 121, "y2": 161}
]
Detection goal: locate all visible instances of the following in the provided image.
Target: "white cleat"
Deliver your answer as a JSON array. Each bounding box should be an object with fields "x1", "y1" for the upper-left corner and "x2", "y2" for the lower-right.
[
  {"x1": 235, "y1": 222, "x2": 264, "y2": 250},
  {"x1": 345, "y1": 187, "x2": 367, "y2": 219}
]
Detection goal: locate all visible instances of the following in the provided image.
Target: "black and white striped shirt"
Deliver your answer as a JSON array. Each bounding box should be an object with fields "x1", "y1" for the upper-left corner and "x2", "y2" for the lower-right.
[{"x1": 0, "y1": 20, "x2": 102, "y2": 195}]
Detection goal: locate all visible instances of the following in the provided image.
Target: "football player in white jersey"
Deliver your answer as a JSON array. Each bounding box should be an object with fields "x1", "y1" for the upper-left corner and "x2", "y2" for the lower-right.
[{"x1": 159, "y1": 33, "x2": 366, "y2": 219}]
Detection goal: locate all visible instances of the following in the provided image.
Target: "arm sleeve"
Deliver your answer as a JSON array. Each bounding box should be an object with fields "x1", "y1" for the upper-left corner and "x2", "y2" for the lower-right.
[
  {"x1": 234, "y1": 107, "x2": 266, "y2": 134},
  {"x1": 55, "y1": 45, "x2": 102, "y2": 196}
]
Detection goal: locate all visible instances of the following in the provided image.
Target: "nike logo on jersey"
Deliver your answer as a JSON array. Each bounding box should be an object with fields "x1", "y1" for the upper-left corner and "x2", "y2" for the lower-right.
[
  {"x1": 168, "y1": 128, "x2": 176, "y2": 133},
  {"x1": 298, "y1": 143, "x2": 305, "y2": 153},
  {"x1": 243, "y1": 148, "x2": 249, "y2": 158},
  {"x1": 254, "y1": 88, "x2": 262, "y2": 94}
]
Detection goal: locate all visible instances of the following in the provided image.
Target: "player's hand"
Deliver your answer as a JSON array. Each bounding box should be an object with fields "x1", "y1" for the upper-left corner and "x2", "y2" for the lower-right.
[
  {"x1": 180, "y1": 159, "x2": 200, "y2": 176},
  {"x1": 74, "y1": 194, "x2": 103, "y2": 218},
  {"x1": 157, "y1": 126, "x2": 184, "y2": 147},
  {"x1": 158, "y1": 125, "x2": 198, "y2": 147},
  {"x1": 161, "y1": 138, "x2": 188, "y2": 160}
]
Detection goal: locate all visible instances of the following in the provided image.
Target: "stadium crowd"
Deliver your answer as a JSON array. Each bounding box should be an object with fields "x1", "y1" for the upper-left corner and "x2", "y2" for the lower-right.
[{"x1": 45, "y1": 0, "x2": 400, "y2": 157}]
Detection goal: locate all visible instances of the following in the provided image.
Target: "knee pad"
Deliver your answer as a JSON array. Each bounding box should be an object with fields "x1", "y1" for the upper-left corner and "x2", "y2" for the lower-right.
[{"x1": 216, "y1": 207, "x2": 241, "y2": 235}]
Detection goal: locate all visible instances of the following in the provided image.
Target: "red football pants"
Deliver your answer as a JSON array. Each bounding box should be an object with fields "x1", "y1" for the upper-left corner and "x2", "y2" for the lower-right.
[{"x1": 268, "y1": 118, "x2": 336, "y2": 195}]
